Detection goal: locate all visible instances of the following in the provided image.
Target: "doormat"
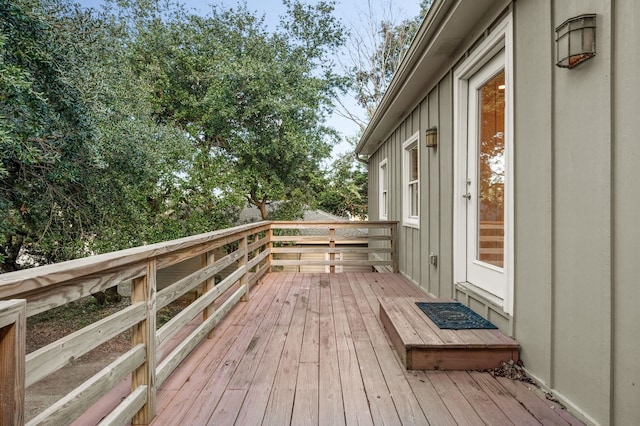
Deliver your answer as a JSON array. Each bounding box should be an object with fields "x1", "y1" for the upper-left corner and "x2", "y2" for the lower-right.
[{"x1": 415, "y1": 302, "x2": 498, "y2": 330}]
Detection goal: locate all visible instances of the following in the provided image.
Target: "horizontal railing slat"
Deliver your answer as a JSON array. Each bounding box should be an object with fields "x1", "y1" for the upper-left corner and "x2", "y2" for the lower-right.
[
  {"x1": 23, "y1": 263, "x2": 147, "y2": 318},
  {"x1": 270, "y1": 235, "x2": 391, "y2": 242},
  {"x1": 25, "y1": 303, "x2": 146, "y2": 387},
  {"x1": 247, "y1": 248, "x2": 270, "y2": 270},
  {"x1": 156, "y1": 248, "x2": 245, "y2": 311},
  {"x1": 98, "y1": 385, "x2": 148, "y2": 426},
  {"x1": 269, "y1": 220, "x2": 397, "y2": 229},
  {"x1": 156, "y1": 284, "x2": 246, "y2": 386},
  {"x1": 271, "y1": 260, "x2": 394, "y2": 267},
  {"x1": 156, "y1": 264, "x2": 246, "y2": 349},
  {"x1": 26, "y1": 344, "x2": 146, "y2": 426},
  {"x1": 271, "y1": 247, "x2": 392, "y2": 254}
]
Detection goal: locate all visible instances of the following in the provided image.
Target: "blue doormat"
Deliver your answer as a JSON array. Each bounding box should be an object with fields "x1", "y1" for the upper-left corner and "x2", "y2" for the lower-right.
[{"x1": 415, "y1": 302, "x2": 498, "y2": 330}]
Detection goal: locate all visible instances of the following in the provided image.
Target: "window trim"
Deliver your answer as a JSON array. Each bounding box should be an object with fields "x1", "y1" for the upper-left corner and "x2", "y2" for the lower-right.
[
  {"x1": 379, "y1": 158, "x2": 388, "y2": 220},
  {"x1": 402, "y1": 132, "x2": 420, "y2": 228}
]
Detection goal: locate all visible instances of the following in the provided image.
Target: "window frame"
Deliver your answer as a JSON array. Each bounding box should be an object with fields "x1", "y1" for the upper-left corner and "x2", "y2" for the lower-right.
[
  {"x1": 379, "y1": 158, "x2": 388, "y2": 220},
  {"x1": 402, "y1": 132, "x2": 420, "y2": 228}
]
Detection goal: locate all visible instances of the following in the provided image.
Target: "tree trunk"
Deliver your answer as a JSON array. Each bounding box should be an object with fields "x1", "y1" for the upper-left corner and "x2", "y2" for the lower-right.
[
  {"x1": 259, "y1": 202, "x2": 268, "y2": 220},
  {"x1": 1, "y1": 234, "x2": 24, "y2": 273},
  {"x1": 248, "y1": 192, "x2": 269, "y2": 220}
]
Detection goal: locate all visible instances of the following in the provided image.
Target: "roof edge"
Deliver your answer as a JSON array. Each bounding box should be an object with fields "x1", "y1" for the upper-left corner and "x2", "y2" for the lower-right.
[{"x1": 355, "y1": 0, "x2": 455, "y2": 155}]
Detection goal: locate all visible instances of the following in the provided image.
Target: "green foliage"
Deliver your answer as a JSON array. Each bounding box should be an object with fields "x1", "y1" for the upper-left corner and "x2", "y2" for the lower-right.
[
  {"x1": 121, "y1": 0, "x2": 346, "y2": 220},
  {"x1": 1, "y1": 0, "x2": 97, "y2": 269},
  {"x1": 0, "y1": 0, "x2": 348, "y2": 272},
  {"x1": 317, "y1": 137, "x2": 368, "y2": 219},
  {"x1": 0, "y1": 0, "x2": 194, "y2": 270}
]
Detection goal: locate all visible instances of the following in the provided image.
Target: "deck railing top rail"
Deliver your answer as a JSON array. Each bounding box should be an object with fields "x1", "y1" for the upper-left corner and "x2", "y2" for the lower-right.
[{"x1": 0, "y1": 221, "x2": 272, "y2": 300}]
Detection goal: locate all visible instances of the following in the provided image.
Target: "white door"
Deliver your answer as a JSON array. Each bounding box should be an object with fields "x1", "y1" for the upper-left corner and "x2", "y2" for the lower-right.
[
  {"x1": 453, "y1": 15, "x2": 513, "y2": 314},
  {"x1": 463, "y1": 50, "x2": 509, "y2": 302}
]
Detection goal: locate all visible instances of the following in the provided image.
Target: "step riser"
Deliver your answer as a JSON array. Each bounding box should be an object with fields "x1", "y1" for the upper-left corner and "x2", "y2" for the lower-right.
[{"x1": 380, "y1": 297, "x2": 519, "y2": 371}]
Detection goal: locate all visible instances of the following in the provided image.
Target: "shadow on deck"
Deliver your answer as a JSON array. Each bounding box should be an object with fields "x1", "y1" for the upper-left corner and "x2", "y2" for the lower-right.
[{"x1": 83, "y1": 272, "x2": 582, "y2": 425}]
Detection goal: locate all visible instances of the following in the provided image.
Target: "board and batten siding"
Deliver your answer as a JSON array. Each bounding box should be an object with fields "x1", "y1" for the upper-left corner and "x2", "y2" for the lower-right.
[
  {"x1": 612, "y1": 2, "x2": 640, "y2": 425},
  {"x1": 363, "y1": 1, "x2": 638, "y2": 423},
  {"x1": 514, "y1": 1, "x2": 639, "y2": 425},
  {"x1": 368, "y1": 76, "x2": 454, "y2": 301}
]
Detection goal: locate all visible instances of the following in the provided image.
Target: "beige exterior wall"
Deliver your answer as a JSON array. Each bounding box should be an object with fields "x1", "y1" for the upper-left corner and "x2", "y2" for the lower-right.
[
  {"x1": 514, "y1": 2, "x2": 614, "y2": 423},
  {"x1": 612, "y1": 2, "x2": 640, "y2": 425},
  {"x1": 362, "y1": 0, "x2": 639, "y2": 424}
]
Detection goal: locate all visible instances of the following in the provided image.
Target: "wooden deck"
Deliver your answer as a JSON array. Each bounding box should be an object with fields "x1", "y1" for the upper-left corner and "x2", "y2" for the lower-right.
[
  {"x1": 141, "y1": 272, "x2": 582, "y2": 425},
  {"x1": 379, "y1": 297, "x2": 519, "y2": 370}
]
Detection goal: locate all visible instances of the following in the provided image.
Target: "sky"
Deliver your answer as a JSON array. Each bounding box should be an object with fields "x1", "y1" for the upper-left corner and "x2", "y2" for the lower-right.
[{"x1": 74, "y1": 0, "x2": 423, "y2": 157}]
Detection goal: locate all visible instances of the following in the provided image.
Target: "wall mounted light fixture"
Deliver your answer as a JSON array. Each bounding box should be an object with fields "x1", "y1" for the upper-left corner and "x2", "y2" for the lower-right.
[
  {"x1": 425, "y1": 127, "x2": 438, "y2": 148},
  {"x1": 555, "y1": 14, "x2": 596, "y2": 69}
]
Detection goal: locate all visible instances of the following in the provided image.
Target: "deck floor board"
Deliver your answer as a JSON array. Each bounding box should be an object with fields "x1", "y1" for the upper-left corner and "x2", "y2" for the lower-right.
[{"x1": 145, "y1": 272, "x2": 582, "y2": 425}]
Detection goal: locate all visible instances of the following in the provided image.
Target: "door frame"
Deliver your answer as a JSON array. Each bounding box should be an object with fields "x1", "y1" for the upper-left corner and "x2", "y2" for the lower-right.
[{"x1": 453, "y1": 13, "x2": 514, "y2": 315}]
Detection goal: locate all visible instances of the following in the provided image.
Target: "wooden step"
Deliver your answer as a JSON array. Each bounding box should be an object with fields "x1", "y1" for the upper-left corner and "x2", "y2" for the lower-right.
[{"x1": 379, "y1": 297, "x2": 519, "y2": 371}]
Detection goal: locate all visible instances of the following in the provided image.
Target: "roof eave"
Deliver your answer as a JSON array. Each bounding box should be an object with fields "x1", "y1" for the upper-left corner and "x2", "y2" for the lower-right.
[{"x1": 355, "y1": 0, "x2": 504, "y2": 156}]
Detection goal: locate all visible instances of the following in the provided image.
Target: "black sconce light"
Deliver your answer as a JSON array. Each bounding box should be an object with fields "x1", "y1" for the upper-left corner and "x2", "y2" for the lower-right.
[
  {"x1": 555, "y1": 14, "x2": 596, "y2": 69},
  {"x1": 425, "y1": 126, "x2": 438, "y2": 148}
]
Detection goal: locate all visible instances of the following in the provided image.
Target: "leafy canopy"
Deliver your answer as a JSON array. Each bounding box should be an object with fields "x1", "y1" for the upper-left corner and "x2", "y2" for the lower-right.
[
  {"x1": 0, "y1": 0, "x2": 349, "y2": 272},
  {"x1": 122, "y1": 0, "x2": 346, "y2": 220}
]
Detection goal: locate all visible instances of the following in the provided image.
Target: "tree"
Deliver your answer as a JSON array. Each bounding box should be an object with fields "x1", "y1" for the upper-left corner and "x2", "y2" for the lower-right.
[
  {"x1": 338, "y1": 0, "x2": 433, "y2": 128},
  {"x1": 0, "y1": 0, "x2": 191, "y2": 272},
  {"x1": 317, "y1": 1, "x2": 433, "y2": 220},
  {"x1": 122, "y1": 0, "x2": 346, "y2": 220},
  {"x1": 317, "y1": 136, "x2": 368, "y2": 219},
  {"x1": 0, "y1": 0, "x2": 99, "y2": 270}
]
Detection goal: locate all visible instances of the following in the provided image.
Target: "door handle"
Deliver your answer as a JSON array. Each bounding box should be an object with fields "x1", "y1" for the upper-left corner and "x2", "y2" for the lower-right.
[{"x1": 462, "y1": 193, "x2": 471, "y2": 200}]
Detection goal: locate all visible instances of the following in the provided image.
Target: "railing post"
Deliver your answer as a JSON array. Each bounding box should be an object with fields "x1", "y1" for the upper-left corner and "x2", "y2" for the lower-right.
[
  {"x1": 390, "y1": 223, "x2": 399, "y2": 273},
  {"x1": 131, "y1": 259, "x2": 157, "y2": 424},
  {"x1": 240, "y1": 235, "x2": 249, "y2": 301},
  {"x1": 0, "y1": 299, "x2": 26, "y2": 426},
  {"x1": 329, "y1": 226, "x2": 336, "y2": 273},
  {"x1": 267, "y1": 225, "x2": 274, "y2": 272},
  {"x1": 204, "y1": 250, "x2": 216, "y2": 338}
]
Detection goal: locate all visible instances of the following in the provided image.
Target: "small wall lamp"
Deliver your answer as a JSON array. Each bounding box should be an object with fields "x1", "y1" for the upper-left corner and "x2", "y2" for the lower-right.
[
  {"x1": 555, "y1": 14, "x2": 596, "y2": 69},
  {"x1": 425, "y1": 127, "x2": 438, "y2": 148}
]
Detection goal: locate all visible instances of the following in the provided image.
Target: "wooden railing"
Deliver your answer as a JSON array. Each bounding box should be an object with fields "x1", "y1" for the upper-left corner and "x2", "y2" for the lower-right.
[{"x1": 0, "y1": 220, "x2": 396, "y2": 425}]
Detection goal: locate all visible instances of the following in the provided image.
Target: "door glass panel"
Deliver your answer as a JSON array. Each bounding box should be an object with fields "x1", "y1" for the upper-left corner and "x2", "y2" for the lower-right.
[{"x1": 477, "y1": 70, "x2": 505, "y2": 267}]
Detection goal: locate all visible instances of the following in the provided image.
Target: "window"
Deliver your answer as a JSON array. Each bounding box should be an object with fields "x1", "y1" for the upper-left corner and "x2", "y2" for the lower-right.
[
  {"x1": 403, "y1": 132, "x2": 420, "y2": 227},
  {"x1": 379, "y1": 159, "x2": 388, "y2": 219}
]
